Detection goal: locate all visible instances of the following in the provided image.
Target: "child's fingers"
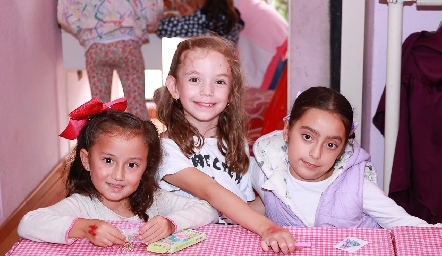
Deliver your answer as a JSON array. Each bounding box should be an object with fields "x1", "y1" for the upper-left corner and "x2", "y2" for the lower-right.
[
  {"x1": 139, "y1": 217, "x2": 171, "y2": 244},
  {"x1": 261, "y1": 238, "x2": 294, "y2": 254},
  {"x1": 138, "y1": 216, "x2": 156, "y2": 234},
  {"x1": 87, "y1": 221, "x2": 126, "y2": 247},
  {"x1": 99, "y1": 222, "x2": 126, "y2": 244},
  {"x1": 141, "y1": 230, "x2": 163, "y2": 244},
  {"x1": 88, "y1": 235, "x2": 114, "y2": 247},
  {"x1": 108, "y1": 228, "x2": 126, "y2": 245},
  {"x1": 280, "y1": 232, "x2": 297, "y2": 253},
  {"x1": 278, "y1": 235, "x2": 297, "y2": 254},
  {"x1": 273, "y1": 239, "x2": 297, "y2": 254},
  {"x1": 260, "y1": 226, "x2": 297, "y2": 254},
  {"x1": 100, "y1": 237, "x2": 115, "y2": 247},
  {"x1": 260, "y1": 240, "x2": 270, "y2": 252},
  {"x1": 139, "y1": 224, "x2": 163, "y2": 243},
  {"x1": 269, "y1": 239, "x2": 281, "y2": 253},
  {"x1": 138, "y1": 216, "x2": 178, "y2": 245}
]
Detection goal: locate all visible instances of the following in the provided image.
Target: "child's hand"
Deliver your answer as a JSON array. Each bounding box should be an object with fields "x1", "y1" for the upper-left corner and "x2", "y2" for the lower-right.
[
  {"x1": 70, "y1": 219, "x2": 126, "y2": 247},
  {"x1": 138, "y1": 216, "x2": 175, "y2": 244},
  {"x1": 260, "y1": 225, "x2": 300, "y2": 254}
]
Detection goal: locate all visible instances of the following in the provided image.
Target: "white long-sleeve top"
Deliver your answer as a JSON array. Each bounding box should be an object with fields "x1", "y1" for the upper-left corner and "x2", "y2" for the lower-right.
[{"x1": 18, "y1": 189, "x2": 218, "y2": 244}]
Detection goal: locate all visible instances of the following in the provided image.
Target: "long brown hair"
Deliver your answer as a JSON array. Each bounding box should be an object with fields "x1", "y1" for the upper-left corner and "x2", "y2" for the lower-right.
[
  {"x1": 155, "y1": 35, "x2": 249, "y2": 175},
  {"x1": 65, "y1": 110, "x2": 161, "y2": 221}
]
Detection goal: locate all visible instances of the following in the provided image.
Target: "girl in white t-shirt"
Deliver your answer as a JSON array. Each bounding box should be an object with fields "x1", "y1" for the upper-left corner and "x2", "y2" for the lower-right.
[
  {"x1": 18, "y1": 98, "x2": 217, "y2": 247},
  {"x1": 154, "y1": 35, "x2": 299, "y2": 254}
]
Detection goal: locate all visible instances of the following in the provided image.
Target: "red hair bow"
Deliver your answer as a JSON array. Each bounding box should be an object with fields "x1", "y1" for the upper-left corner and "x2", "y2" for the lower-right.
[{"x1": 59, "y1": 98, "x2": 127, "y2": 140}]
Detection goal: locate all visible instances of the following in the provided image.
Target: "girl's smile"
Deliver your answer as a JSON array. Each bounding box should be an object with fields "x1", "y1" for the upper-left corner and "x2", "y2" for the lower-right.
[
  {"x1": 195, "y1": 101, "x2": 215, "y2": 108},
  {"x1": 106, "y1": 182, "x2": 125, "y2": 192}
]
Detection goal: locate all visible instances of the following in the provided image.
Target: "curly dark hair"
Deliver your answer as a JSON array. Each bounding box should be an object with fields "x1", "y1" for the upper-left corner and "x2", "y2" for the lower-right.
[
  {"x1": 287, "y1": 86, "x2": 355, "y2": 143},
  {"x1": 201, "y1": 0, "x2": 241, "y2": 36},
  {"x1": 154, "y1": 35, "x2": 249, "y2": 175},
  {"x1": 65, "y1": 110, "x2": 161, "y2": 221}
]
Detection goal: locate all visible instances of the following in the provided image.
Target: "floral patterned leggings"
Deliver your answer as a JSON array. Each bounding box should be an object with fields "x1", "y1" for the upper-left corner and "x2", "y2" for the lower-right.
[{"x1": 86, "y1": 40, "x2": 149, "y2": 120}]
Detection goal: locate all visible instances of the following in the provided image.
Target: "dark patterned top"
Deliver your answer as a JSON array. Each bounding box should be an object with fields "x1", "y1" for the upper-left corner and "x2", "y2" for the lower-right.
[{"x1": 156, "y1": 8, "x2": 244, "y2": 45}]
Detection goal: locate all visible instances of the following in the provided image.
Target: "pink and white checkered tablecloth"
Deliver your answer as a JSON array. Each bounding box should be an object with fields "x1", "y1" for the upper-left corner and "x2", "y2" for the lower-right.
[
  {"x1": 7, "y1": 221, "x2": 394, "y2": 255},
  {"x1": 392, "y1": 226, "x2": 442, "y2": 256}
]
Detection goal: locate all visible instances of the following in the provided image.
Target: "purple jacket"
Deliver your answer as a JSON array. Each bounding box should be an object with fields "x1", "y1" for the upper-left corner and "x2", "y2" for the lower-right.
[{"x1": 253, "y1": 131, "x2": 380, "y2": 228}]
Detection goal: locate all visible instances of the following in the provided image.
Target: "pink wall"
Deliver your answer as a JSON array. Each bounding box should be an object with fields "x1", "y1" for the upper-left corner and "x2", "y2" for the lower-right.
[
  {"x1": 0, "y1": 0, "x2": 68, "y2": 225},
  {"x1": 289, "y1": 0, "x2": 330, "y2": 102}
]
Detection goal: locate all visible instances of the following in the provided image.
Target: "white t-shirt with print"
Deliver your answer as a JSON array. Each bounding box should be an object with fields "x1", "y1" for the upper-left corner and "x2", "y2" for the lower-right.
[{"x1": 157, "y1": 138, "x2": 256, "y2": 203}]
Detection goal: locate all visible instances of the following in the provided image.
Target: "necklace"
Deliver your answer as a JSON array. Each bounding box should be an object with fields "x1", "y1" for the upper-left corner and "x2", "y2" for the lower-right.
[{"x1": 201, "y1": 126, "x2": 217, "y2": 138}]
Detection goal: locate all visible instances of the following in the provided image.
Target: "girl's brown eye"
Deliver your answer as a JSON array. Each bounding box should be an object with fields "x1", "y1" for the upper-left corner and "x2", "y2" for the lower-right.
[
  {"x1": 128, "y1": 163, "x2": 137, "y2": 168},
  {"x1": 327, "y1": 143, "x2": 338, "y2": 149},
  {"x1": 302, "y1": 134, "x2": 312, "y2": 141}
]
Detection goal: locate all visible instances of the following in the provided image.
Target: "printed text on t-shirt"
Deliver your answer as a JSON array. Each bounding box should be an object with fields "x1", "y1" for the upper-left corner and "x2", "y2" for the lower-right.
[{"x1": 191, "y1": 153, "x2": 242, "y2": 184}]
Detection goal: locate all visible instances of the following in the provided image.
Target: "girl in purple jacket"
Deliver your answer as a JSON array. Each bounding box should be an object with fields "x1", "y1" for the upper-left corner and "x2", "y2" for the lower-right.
[{"x1": 251, "y1": 86, "x2": 441, "y2": 229}]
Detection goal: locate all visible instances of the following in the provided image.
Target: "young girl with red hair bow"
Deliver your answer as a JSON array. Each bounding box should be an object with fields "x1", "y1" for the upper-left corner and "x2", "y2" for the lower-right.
[{"x1": 17, "y1": 98, "x2": 217, "y2": 247}]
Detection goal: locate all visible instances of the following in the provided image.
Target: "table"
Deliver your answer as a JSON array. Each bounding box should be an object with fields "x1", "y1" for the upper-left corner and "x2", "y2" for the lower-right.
[
  {"x1": 392, "y1": 226, "x2": 442, "y2": 256},
  {"x1": 7, "y1": 222, "x2": 394, "y2": 255}
]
